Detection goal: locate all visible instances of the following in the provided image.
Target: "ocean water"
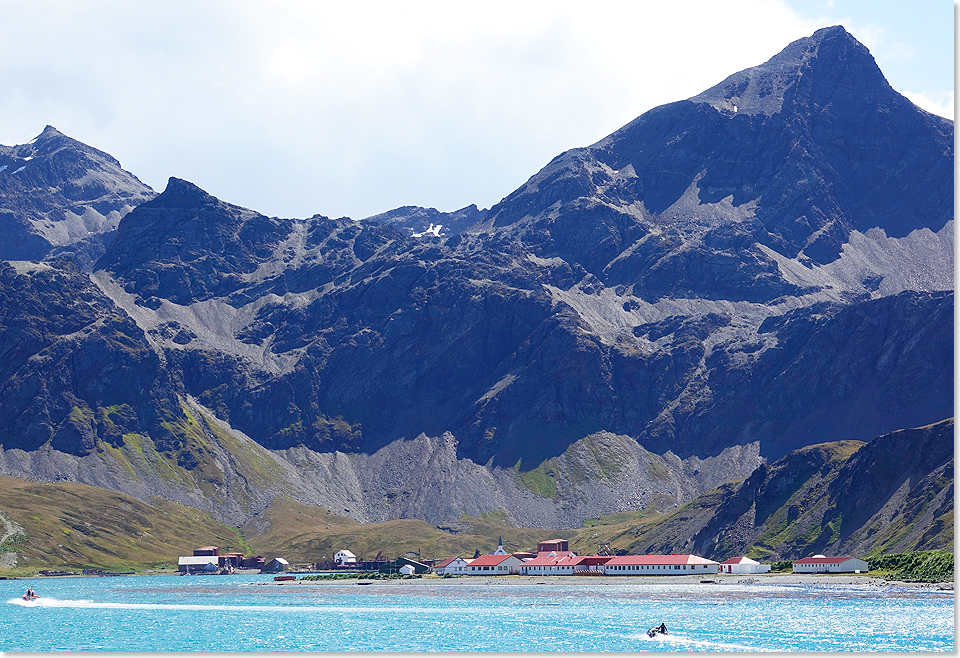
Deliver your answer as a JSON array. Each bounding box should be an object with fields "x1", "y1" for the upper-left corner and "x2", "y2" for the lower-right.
[{"x1": 1, "y1": 574, "x2": 953, "y2": 652}]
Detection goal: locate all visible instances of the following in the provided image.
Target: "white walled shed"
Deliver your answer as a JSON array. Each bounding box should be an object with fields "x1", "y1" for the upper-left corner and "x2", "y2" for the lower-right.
[
  {"x1": 334, "y1": 550, "x2": 357, "y2": 565},
  {"x1": 719, "y1": 557, "x2": 771, "y2": 574},
  {"x1": 792, "y1": 556, "x2": 869, "y2": 573}
]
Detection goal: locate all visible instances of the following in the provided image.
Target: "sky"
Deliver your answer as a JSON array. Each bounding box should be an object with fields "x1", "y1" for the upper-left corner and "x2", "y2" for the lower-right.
[{"x1": 0, "y1": 1, "x2": 953, "y2": 220}]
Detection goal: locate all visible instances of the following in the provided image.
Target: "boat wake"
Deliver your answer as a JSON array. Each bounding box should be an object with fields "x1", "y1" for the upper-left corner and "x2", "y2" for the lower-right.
[
  {"x1": 637, "y1": 631, "x2": 767, "y2": 652},
  {"x1": 7, "y1": 597, "x2": 328, "y2": 612},
  {"x1": 6, "y1": 597, "x2": 439, "y2": 615}
]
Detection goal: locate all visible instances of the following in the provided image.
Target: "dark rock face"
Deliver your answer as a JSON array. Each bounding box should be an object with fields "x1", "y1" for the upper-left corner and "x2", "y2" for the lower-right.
[
  {"x1": 0, "y1": 26, "x2": 952, "y2": 528},
  {"x1": 0, "y1": 259, "x2": 175, "y2": 456},
  {"x1": 674, "y1": 419, "x2": 955, "y2": 560},
  {"x1": 480, "y1": 26, "x2": 952, "y2": 301},
  {"x1": 95, "y1": 177, "x2": 296, "y2": 305},
  {"x1": 0, "y1": 126, "x2": 156, "y2": 267}
]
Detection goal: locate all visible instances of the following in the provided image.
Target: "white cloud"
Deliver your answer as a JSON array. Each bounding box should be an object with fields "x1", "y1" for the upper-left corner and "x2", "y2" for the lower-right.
[
  {"x1": 900, "y1": 90, "x2": 955, "y2": 120},
  {"x1": 0, "y1": 0, "x2": 939, "y2": 221}
]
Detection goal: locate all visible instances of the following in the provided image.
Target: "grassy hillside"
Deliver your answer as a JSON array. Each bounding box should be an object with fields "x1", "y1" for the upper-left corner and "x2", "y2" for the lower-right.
[
  {"x1": 0, "y1": 476, "x2": 575, "y2": 574},
  {"x1": 0, "y1": 476, "x2": 244, "y2": 575}
]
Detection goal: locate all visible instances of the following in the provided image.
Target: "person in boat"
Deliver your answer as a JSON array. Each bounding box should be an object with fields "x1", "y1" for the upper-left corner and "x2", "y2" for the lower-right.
[
  {"x1": 24, "y1": 587, "x2": 36, "y2": 599},
  {"x1": 648, "y1": 622, "x2": 668, "y2": 637}
]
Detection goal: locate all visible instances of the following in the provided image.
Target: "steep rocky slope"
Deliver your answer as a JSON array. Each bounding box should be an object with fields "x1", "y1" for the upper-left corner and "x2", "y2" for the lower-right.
[
  {"x1": 589, "y1": 419, "x2": 953, "y2": 560},
  {"x1": 0, "y1": 26, "x2": 951, "y2": 531},
  {"x1": 0, "y1": 126, "x2": 156, "y2": 266}
]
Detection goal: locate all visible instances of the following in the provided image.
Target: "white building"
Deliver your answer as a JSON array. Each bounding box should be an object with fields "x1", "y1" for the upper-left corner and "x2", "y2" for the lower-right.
[
  {"x1": 792, "y1": 555, "x2": 869, "y2": 573},
  {"x1": 719, "y1": 556, "x2": 771, "y2": 574},
  {"x1": 178, "y1": 556, "x2": 218, "y2": 573},
  {"x1": 399, "y1": 564, "x2": 417, "y2": 575},
  {"x1": 334, "y1": 550, "x2": 357, "y2": 565},
  {"x1": 434, "y1": 556, "x2": 471, "y2": 575},
  {"x1": 602, "y1": 554, "x2": 719, "y2": 576}
]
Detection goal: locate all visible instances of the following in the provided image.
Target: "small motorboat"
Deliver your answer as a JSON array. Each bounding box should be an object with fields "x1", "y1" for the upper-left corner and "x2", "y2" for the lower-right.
[
  {"x1": 647, "y1": 624, "x2": 668, "y2": 638},
  {"x1": 22, "y1": 594, "x2": 39, "y2": 602}
]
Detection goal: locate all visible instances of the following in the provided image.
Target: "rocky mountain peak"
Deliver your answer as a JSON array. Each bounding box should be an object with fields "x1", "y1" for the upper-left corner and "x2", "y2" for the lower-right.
[
  {"x1": 0, "y1": 127, "x2": 156, "y2": 265},
  {"x1": 152, "y1": 176, "x2": 221, "y2": 210},
  {"x1": 690, "y1": 25, "x2": 887, "y2": 117}
]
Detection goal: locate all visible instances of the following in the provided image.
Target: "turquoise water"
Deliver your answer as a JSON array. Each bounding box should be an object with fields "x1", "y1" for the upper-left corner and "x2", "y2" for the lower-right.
[{"x1": 1, "y1": 574, "x2": 953, "y2": 652}]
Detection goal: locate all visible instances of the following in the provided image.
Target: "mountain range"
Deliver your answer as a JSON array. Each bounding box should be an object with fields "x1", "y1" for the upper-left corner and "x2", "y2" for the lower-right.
[{"x1": 0, "y1": 26, "x2": 952, "y2": 560}]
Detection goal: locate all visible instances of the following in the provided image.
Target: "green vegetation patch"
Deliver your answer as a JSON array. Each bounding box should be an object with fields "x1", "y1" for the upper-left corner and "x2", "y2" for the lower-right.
[
  {"x1": 869, "y1": 550, "x2": 954, "y2": 583},
  {"x1": 0, "y1": 533, "x2": 28, "y2": 553},
  {"x1": 582, "y1": 511, "x2": 642, "y2": 528},
  {"x1": 514, "y1": 459, "x2": 558, "y2": 500},
  {"x1": 300, "y1": 572, "x2": 421, "y2": 581}
]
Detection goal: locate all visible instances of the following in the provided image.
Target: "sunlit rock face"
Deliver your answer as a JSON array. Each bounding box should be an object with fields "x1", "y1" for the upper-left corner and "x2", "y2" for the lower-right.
[
  {"x1": 0, "y1": 126, "x2": 156, "y2": 268},
  {"x1": 0, "y1": 26, "x2": 952, "y2": 527}
]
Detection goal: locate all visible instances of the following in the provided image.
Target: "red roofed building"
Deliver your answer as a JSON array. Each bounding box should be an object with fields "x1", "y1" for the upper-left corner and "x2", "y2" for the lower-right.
[
  {"x1": 518, "y1": 549, "x2": 579, "y2": 575},
  {"x1": 466, "y1": 553, "x2": 524, "y2": 575},
  {"x1": 602, "y1": 554, "x2": 719, "y2": 576},
  {"x1": 570, "y1": 555, "x2": 613, "y2": 575},
  {"x1": 792, "y1": 556, "x2": 868, "y2": 573}
]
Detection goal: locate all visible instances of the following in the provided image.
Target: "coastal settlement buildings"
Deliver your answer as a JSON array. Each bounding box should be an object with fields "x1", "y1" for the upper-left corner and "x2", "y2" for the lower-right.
[
  {"x1": 429, "y1": 540, "x2": 870, "y2": 577},
  {"x1": 443, "y1": 539, "x2": 730, "y2": 577},
  {"x1": 175, "y1": 542, "x2": 866, "y2": 577},
  {"x1": 434, "y1": 556, "x2": 471, "y2": 575},
  {"x1": 334, "y1": 550, "x2": 357, "y2": 565},
  {"x1": 466, "y1": 553, "x2": 525, "y2": 575},
  {"x1": 176, "y1": 546, "x2": 269, "y2": 574}
]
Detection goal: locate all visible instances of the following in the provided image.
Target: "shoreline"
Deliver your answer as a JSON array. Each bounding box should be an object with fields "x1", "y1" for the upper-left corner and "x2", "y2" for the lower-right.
[
  {"x1": 6, "y1": 570, "x2": 951, "y2": 590},
  {"x1": 280, "y1": 572, "x2": 954, "y2": 590}
]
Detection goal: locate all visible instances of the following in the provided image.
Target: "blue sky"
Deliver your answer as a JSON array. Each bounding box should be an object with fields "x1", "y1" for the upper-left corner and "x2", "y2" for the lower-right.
[
  {"x1": 0, "y1": 1, "x2": 952, "y2": 220},
  {"x1": 783, "y1": 0, "x2": 953, "y2": 115}
]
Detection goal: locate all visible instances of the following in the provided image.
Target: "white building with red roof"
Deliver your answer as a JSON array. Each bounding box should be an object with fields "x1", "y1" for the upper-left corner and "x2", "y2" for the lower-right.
[
  {"x1": 719, "y1": 556, "x2": 771, "y2": 574},
  {"x1": 792, "y1": 555, "x2": 868, "y2": 573},
  {"x1": 601, "y1": 554, "x2": 719, "y2": 576},
  {"x1": 518, "y1": 549, "x2": 580, "y2": 575},
  {"x1": 433, "y1": 556, "x2": 471, "y2": 575},
  {"x1": 466, "y1": 553, "x2": 524, "y2": 575}
]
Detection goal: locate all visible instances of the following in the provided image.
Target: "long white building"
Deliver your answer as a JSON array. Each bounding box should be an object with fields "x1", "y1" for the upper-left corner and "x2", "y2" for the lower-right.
[{"x1": 602, "y1": 554, "x2": 719, "y2": 575}]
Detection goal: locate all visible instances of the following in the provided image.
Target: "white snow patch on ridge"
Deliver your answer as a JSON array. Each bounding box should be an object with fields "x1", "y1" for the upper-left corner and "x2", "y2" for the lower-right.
[{"x1": 412, "y1": 223, "x2": 443, "y2": 238}]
